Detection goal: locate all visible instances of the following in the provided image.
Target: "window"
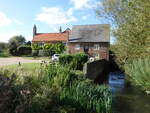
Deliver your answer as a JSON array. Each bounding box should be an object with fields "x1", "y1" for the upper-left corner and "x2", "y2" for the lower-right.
[
  {"x1": 75, "y1": 44, "x2": 80, "y2": 50},
  {"x1": 93, "y1": 53, "x2": 99, "y2": 59},
  {"x1": 93, "y1": 44, "x2": 100, "y2": 50}
]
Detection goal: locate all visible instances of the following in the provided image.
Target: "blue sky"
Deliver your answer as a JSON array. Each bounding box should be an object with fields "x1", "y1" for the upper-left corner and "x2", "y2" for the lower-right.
[{"x1": 0, "y1": 0, "x2": 112, "y2": 43}]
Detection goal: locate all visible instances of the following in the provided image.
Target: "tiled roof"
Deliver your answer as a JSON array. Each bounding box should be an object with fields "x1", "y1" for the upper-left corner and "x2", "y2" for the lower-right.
[
  {"x1": 69, "y1": 24, "x2": 110, "y2": 42},
  {"x1": 32, "y1": 32, "x2": 68, "y2": 42}
]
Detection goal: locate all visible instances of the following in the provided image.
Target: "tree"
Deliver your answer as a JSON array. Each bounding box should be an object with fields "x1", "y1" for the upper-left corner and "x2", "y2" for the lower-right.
[
  {"x1": 26, "y1": 41, "x2": 31, "y2": 46},
  {"x1": 8, "y1": 35, "x2": 26, "y2": 55},
  {"x1": 54, "y1": 42, "x2": 65, "y2": 54},
  {"x1": 96, "y1": 0, "x2": 150, "y2": 67},
  {"x1": 0, "y1": 42, "x2": 8, "y2": 52}
]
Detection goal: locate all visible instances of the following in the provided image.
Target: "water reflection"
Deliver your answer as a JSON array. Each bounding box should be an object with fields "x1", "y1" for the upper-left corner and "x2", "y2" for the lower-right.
[
  {"x1": 109, "y1": 72, "x2": 125, "y2": 94},
  {"x1": 109, "y1": 72, "x2": 150, "y2": 113}
]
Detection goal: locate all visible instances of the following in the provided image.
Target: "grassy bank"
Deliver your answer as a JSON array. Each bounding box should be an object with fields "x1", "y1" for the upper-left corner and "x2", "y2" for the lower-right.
[
  {"x1": 2, "y1": 63, "x2": 40, "y2": 72},
  {"x1": 125, "y1": 58, "x2": 150, "y2": 94},
  {"x1": 0, "y1": 63, "x2": 112, "y2": 113}
]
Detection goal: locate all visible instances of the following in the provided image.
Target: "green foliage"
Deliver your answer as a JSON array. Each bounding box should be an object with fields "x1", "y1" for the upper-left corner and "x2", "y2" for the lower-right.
[
  {"x1": 97, "y1": 0, "x2": 150, "y2": 92},
  {"x1": 43, "y1": 43, "x2": 65, "y2": 54},
  {"x1": 31, "y1": 43, "x2": 41, "y2": 50},
  {"x1": 0, "y1": 42, "x2": 9, "y2": 57},
  {"x1": 43, "y1": 43, "x2": 54, "y2": 50},
  {"x1": 31, "y1": 43, "x2": 65, "y2": 56},
  {"x1": 60, "y1": 81, "x2": 112, "y2": 113},
  {"x1": 53, "y1": 42, "x2": 65, "y2": 54},
  {"x1": 46, "y1": 64, "x2": 112, "y2": 113},
  {"x1": 0, "y1": 42, "x2": 8, "y2": 51},
  {"x1": 97, "y1": 0, "x2": 150, "y2": 67},
  {"x1": 0, "y1": 63, "x2": 112, "y2": 113},
  {"x1": 17, "y1": 45, "x2": 32, "y2": 55},
  {"x1": 125, "y1": 57, "x2": 150, "y2": 93},
  {"x1": 73, "y1": 53, "x2": 89, "y2": 70},
  {"x1": 8, "y1": 35, "x2": 26, "y2": 55},
  {"x1": 59, "y1": 54, "x2": 73, "y2": 65},
  {"x1": 0, "y1": 50, "x2": 9, "y2": 57},
  {"x1": 59, "y1": 53, "x2": 88, "y2": 70},
  {"x1": 26, "y1": 41, "x2": 31, "y2": 46}
]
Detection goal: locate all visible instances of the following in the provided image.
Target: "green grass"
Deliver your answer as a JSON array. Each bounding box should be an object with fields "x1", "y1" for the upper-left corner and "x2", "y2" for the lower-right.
[
  {"x1": 125, "y1": 57, "x2": 150, "y2": 94},
  {"x1": 21, "y1": 56, "x2": 50, "y2": 60},
  {"x1": 1, "y1": 63, "x2": 40, "y2": 72}
]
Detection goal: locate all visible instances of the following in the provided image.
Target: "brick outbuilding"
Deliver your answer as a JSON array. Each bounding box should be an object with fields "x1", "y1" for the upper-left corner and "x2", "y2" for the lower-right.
[{"x1": 67, "y1": 24, "x2": 110, "y2": 60}]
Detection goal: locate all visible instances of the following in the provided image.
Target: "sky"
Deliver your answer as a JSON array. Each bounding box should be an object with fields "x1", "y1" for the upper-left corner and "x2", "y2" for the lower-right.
[{"x1": 0, "y1": 0, "x2": 113, "y2": 43}]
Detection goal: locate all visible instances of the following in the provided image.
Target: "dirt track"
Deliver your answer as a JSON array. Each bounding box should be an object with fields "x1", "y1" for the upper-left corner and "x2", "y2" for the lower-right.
[{"x1": 0, "y1": 57, "x2": 41, "y2": 66}]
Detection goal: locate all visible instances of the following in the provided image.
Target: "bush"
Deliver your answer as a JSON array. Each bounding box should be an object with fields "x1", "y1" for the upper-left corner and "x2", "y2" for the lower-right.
[
  {"x1": 8, "y1": 35, "x2": 26, "y2": 56},
  {"x1": 31, "y1": 43, "x2": 65, "y2": 57},
  {"x1": 17, "y1": 45, "x2": 32, "y2": 55},
  {"x1": 59, "y1": 54, "x2": 73, "y2": 65},
  {"x1": 59, "y1": 53, "x2": 88, "y2": 70},
  {"x1": 54, "y1": 43, "x2": 65, "y2": 54},
  {"x1": 73, "y1": 53, "x2": 89, "y2": 70},
  {"x1": 43, "y1": 43, "x2": 65, "y2": 54},
  {"x1": 31, "y1": 44, "x2": 41, "y2": 50},
  {"x1": 0, "y1": 50, "x2": 9, "y2": 57},
  {"x1": 125, "y1": 57, "x2": 150, "y2": 93},
  {"x1": 43, "y1": 43, "x2": 53, "y2": 50}
]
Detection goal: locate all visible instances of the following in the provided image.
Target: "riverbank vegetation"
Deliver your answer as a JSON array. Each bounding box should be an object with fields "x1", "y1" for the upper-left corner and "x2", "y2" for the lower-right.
[
  {"x1": 125, "y1": 58, "x2": 150, "y2": 93},
  {"x1": 0, "y1": 54, "x2": 112, "y2": 113},
  {"x1": 97, "y1": 0, "x2": 150, "y2": 93}
]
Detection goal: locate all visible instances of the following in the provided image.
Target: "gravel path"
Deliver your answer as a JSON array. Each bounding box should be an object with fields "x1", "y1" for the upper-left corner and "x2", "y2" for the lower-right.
[{"x1": 0, "y1": 57, "x2": 41, "y2": 66}]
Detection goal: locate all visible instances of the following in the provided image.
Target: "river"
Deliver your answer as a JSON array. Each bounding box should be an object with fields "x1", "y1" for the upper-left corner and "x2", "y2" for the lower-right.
[{"x1": 109, "y1": 72, "x2": 150, "y2": 113}]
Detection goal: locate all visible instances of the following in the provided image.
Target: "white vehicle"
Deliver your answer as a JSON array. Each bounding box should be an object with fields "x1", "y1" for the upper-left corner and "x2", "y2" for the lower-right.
[
  {"x1": 52, "y1": 54, "x2": 60, "y2": 61},
  {"x1": 89, "y1": 57, "x2": 95, "y2": 62}
]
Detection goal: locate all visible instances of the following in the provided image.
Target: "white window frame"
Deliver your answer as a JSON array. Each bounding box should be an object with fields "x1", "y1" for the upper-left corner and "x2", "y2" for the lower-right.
[
  {"x1": 75, "y1": 44, "x2": 80, "y2": 50},
  {"x1": 93, "y1": 53, "x2": 99, "y2": 59},
  {"x1": 93, "y1": 44, "x2": 100, "y2": 50}
]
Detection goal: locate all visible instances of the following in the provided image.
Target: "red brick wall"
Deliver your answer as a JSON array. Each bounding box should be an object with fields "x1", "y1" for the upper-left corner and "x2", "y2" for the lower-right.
[{"x1": 67, "y1": 42, "x2": 109, "y2": 60}]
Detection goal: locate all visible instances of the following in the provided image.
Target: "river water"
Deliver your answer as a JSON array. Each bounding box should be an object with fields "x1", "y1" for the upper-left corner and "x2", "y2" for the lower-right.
[{"x1": 109, "y1": 72, "x2": 150, "y2": 113}]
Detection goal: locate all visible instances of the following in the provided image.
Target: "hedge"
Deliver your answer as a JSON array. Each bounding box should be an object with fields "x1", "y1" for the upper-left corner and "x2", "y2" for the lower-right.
[
  {"x1": 59, "y1": 53, "x2": 88, "y2": 70},
  {"x1": 17, "y1": 45, "x2": 32, "y2": 55}
]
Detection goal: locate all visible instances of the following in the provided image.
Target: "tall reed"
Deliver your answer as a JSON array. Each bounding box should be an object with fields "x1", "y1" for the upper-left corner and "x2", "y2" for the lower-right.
[{"x1": 125, "y1": 57, "x2": 150, "y2": 93}]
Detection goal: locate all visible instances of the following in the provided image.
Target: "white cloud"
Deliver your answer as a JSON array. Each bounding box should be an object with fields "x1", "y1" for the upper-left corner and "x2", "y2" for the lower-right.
[
  {"x1": 0, "y1": 11, "x2": 23, "y2": 26},
  {"x1": 36, "y1": 7, "x2": 77, "y2": 25},
  {"x1": 67, "y1": 8, "x2": 74, "y2": 16},
  {"x1": 13, "y1": 19, "x2": 23, "y2": 25},
  {"x1": 81, "y1": 14, "x2": 91, "y2": 20},
  {"x1": 0, "y1": 32, "x2": 20, "y2": 42},
  {"x1": 0, "y1": 32, "x2": 32, "y2": 43},
  {"x1": 70, "y1": 0, "x2": 91, "y2": 9},
  {"x1": 0, "y1": 12, "x2": 12, "y2": 26},
  {"x1": 26, "y1": 35, "x2": 32, "y2": 41},
  {"x1": 92, "y1": 1, "x2": 103, "y2": 9},
  {"x1": 70, "y1": 0, "x2": 102, "y2": 10}
]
